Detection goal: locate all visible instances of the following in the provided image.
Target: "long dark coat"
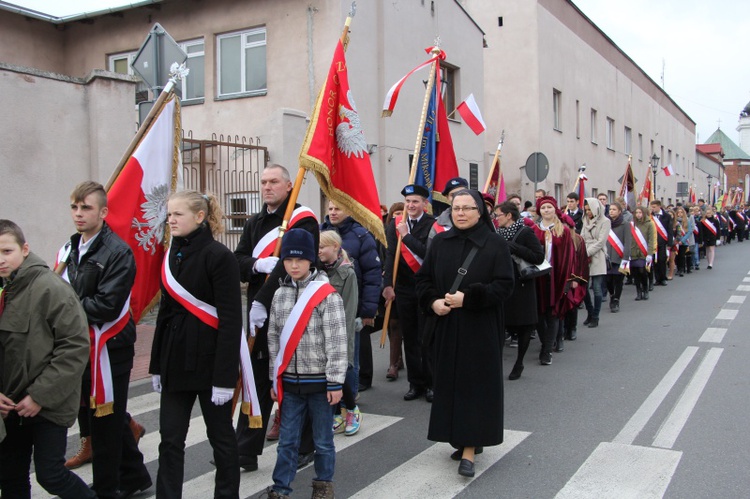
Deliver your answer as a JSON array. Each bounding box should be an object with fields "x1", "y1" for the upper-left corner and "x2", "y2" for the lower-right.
[
  {"x1": 502, "y1": 225, "x2": 545, "y2": 327},
  {"x1": 150, "y1": 225, "x2": 243, "y2": 391},
  {"x1": 415, "y1": 223, "x2": 514, "y2": 447}
]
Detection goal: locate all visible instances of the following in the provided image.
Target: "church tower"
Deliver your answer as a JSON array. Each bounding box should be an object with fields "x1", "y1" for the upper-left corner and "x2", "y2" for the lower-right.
[{"x1": 737, "y1": 100, "x2": 750, "y2": 156}]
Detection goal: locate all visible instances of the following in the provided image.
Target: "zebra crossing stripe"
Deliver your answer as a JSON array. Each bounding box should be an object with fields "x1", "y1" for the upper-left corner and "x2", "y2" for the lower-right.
[
  {"x1": 160, "y1": 413, "x2": 402, "y2": 499},
  {"x1": 68, "y1": 391, "x2": 161, "y2": 438},
  {"x1": 350, "y1": 430, "x2": 531, "y2": 499}
]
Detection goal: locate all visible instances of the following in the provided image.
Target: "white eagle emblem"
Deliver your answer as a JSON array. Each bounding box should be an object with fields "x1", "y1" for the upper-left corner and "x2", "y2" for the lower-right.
[
  {"x1": 336, "y1": 90, "x2": 368, "y2": 158},
  {"x1": 132, "y1": 183, "x2": 169, "y2": 255}
]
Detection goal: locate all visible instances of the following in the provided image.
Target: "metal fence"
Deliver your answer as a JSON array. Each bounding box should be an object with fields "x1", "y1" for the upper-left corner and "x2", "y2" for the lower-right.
[{"x1": 181, "y1": 131, "x2": 269, "y2": 249}]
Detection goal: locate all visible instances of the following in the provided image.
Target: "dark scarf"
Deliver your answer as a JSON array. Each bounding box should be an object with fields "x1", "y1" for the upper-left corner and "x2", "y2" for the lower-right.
[
  {"x1": 610, "y1": 213, "x2": 624, "y2": 228},
  {"x1": 497, "y1": 218, "x2": 525, "y2": 241}
]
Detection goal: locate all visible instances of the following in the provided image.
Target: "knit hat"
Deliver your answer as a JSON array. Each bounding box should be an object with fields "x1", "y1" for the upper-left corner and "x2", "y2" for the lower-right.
[
  {"x1": 280, "y1": 229, "x2": 316, "y2": 262},
  {"x1": 441, "y1": 177, "x2": 469, "y2": 196},
  {"x1": 536, "y1": 195, "x2": 564, "y2": 220}
]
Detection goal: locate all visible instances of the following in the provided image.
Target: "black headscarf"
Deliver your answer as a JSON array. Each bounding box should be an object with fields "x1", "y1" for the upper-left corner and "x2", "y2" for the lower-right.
[{"x1": 450, "y1": 189, "x2": 495, "y2": 234}]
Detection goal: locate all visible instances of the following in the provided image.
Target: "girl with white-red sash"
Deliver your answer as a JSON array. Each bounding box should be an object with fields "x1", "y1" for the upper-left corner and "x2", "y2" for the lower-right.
[
  {"x1": 629, "y1": 207, "x2": 655, "y2": 301},
  {"x1": 700, "y1": 206, "x2": 721, "y2": 269},
  {"x1": 150, "y1": 191, "x2": 242, "y2": 499}
]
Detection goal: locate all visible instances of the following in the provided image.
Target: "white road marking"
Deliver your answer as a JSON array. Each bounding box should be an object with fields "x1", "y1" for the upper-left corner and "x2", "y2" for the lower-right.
[
  {"x1": 735, "y1": 285, "x2": 750, "y2": 292},
  {"x1": 699, "y1": 327, "x2": 727, "y2": 343},
  {"x1": 727, "y1": 295, "x2": 746, "y2": 304},
  {"x1": 715, "y1": 309, "x2": 738, "y2": 321},
  {"x1": 351, "y1": 430, "x2": 531, "y2": 499},
  {"x1": 68, "y1": 391, "x2": 161, "y2": 438},
  {"x1": 555, "y1": 442, "x2": 682, "y2": 499},
  {"x1": 613, "y1": 347, "x2": 698, "y2": 445},
  {"x1": 652, "y1": 348, "x2": 723, "y2": 449}
]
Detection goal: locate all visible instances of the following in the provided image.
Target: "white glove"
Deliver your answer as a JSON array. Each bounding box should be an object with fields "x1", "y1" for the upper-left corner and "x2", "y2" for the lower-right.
[
  {"x1": 211, "y1": 386, "x2": 234, "y2": 406},
  {"x1": 645, "y1": 255, "x2": 653, "y2": 266},
  {"x1": 254, "y1": 256, "x2": 279, "y2": 274},
  {"x1": 152, "y1": 375, "x2": 162, "y2": 393},
  {"x1": 249, "y1": 301, "x2": 268, "y2": 331}
]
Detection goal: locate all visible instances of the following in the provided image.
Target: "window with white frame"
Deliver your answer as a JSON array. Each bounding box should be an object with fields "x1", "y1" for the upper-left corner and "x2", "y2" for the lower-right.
[
  {"x1": 108, "y1": 51, "x2": 150, "y2": 103},
  {"x1": 590, "y1": 109, "x2": 597, "y2": 144},
  {"x1": 179, "y1": 38, "x2": 205, "y2": 101},
  {"x1": 553, "y1": 89, "x2": 561, "y2": 131},
  {"x1": 226, "y1": 191, "x2": 261, "y2": 232},
  {"x1": 606, "y1": 117, "x2": 615, "y2": 149},
  {"x1": 440, "y1": 64, "x2": 457, "y2": 119},
  {"x1": 624, "y1": 126, "x2": 632, "y2": 155},
  {"x1": 217, "y1": 27, "x2": 267, "y2": 98}
]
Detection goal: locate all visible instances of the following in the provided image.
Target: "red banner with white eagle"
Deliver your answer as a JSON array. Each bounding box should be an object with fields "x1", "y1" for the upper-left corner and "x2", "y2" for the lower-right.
[
  {"x1": 106, "y1": 97, "x2": 180, "y2": 323},
  {"x1": 299, "y1": 40, "x2": 385, "y2": 245}
]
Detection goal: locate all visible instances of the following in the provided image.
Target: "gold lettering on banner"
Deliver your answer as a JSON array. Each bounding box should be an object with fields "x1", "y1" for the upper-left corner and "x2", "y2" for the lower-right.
[{"x1": 327, "y1": 90, "x2": 337, "y2": 137}]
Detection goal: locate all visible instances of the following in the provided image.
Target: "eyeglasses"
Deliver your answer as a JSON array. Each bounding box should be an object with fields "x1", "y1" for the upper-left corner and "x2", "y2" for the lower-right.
[{"x1": 451, "y1": 206, "x2": 479, "y2": 213}]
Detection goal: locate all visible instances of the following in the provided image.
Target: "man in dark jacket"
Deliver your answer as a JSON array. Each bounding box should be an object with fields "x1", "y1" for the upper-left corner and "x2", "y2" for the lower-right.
[
  {"x1": 233, "y1": 164, "x2": 320, "y2": 471},
  {"x1": 320, "y1": 200, "x2": 381, "y2": 391},
  {"x1": 383, "y1": 184, "x2": 435, "y2": 402},
  {"x1": 566, "y1": 192, "x2": 584, "y2": 234},
  {"x1": 650, "y1": 200, "x2": 673, "y2": 286},
  {"x1": 62, "y1": 181, "x2": 151, "y2": 499},
  {"x1": 0, "y1": 220, "x2": 95, "y2": 499}
]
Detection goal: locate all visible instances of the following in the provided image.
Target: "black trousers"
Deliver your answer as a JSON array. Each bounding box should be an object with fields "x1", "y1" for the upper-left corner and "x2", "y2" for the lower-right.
[
  {"x1": 537, "y1": 310, "x2": 559, "y2": 357},
  {"x1": 236, "y1": 355, "x2": 273, "y2": 458},
  {"x1": 395, "y1": 289, "x2": 430, "y2": 389},
  {"x1": 357, "y1": 325, "x2": 375, "y2": 387},
  {"x1": 83, "y1": 370, "x2": 150, "y2": 499},
  {"x1": 158, "y1": 389, "x2": 239, "y2": 499},
  {"x1": 654, "y1": 244, "x2": 668, "y2": 282},
  {"x1": 0, "y1": 413, "x2": 96, "y2": 499}
]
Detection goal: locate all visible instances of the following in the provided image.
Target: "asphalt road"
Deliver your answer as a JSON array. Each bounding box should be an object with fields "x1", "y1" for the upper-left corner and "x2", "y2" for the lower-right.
[{"x1": 40, "y1": 240, "x2": 750, "y2": 498}]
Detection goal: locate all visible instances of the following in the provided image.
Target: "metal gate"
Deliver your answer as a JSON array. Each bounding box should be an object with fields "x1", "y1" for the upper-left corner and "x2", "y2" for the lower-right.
[{"x1": 181, "y1": 131, "x2": 269, "y2": 250}]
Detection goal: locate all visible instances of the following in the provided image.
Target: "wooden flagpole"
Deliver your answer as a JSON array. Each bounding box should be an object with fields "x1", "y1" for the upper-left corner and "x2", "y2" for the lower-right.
[
  {"x1": 231, "y1": 5, "x2": 357, "y2": 414},
  {"x1": 482, "y1": 132, "x2": 504, "y2": 194},
  {"x1": 379, "y1": 46, "x2": 441, "y2": 348}
]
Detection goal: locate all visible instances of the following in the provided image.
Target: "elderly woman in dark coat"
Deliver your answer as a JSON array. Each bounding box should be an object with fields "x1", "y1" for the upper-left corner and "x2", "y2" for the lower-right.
[
  {"x1": 415, "y1": 189, "x2": 515, "y2": 478},
  {"x1": 494, "y1": 200, "x2": 545, "y2": 380}
]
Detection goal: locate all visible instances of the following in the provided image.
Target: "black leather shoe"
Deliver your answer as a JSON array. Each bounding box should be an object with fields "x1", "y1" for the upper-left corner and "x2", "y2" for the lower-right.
[
  {"x1": 403, "y1": 387, "x2": 424, "y2": 401},
  {"x1": 583, "y1": 314, "x2": 592, "y2": 325},
  {"x1": 297, "y1": 451, "x2": 314, "y2": 469},
  {"x1": 458, "y1": 459, "x2": 475, "y2": 477},
  {"x1": 115, "y1": 477, "x2": 152, "y2": 499},
  {"x1": 425, "y1": 389, "x2": 434, "y2": 403},
  {"x1": 239, "y1": 455, "x2": 258, "y2": 472},
  {"x1": 588, "y1": 319, "x2": 599, "y2": 328},
  {"x1": 508, "y1": 365, "x2": 524, "y2": 380},
  {"x1": 450, "y1": 447, "x2": 483, "y2": 461}
]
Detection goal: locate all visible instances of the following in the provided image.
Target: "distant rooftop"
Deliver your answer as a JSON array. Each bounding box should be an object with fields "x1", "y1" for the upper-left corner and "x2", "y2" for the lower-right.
[{"x1": 704, "y1": 128, "x2": 750, "y2": 161}]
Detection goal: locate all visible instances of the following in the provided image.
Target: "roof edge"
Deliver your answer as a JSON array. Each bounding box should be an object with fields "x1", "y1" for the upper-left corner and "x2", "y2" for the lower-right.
[{"x1": 0, "y1": 0, "x2": 162, "y2": 24}]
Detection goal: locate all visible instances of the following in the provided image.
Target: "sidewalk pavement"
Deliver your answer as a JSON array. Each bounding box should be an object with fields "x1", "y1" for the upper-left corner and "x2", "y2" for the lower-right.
[{"x1": 132, "y1": 323, "x2": 154, "y2": 382}]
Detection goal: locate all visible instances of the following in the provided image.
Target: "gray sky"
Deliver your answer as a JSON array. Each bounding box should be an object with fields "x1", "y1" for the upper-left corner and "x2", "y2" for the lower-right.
[{"x1": 11, "y1": 0, "x2": 749, "y2": 144}]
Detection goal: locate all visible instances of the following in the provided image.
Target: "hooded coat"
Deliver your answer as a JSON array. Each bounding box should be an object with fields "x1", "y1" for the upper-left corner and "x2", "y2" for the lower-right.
[
  {"x1": 581, "y1": 197, "x2": 611, "y2": 276},
  {"x1": 415, "y1": 191, "x2": 514, "y2": 447},
  {"x1": 0, "y1": 253, "x2": 90, "y2": 427}
]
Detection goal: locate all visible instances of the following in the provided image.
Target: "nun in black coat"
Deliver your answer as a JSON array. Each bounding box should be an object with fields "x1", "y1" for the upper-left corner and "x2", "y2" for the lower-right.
[{"x1": 415, "y1": 189, "x2": 515, "y2": 477}]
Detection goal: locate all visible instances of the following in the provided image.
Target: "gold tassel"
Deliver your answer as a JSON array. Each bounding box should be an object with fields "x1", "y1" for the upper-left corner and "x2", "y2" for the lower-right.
[
  {"x1": 248, "y1": 416, "x2": 263, "y2": 429},
  {"x1": 94, "y1": 401, "x2": 114, "y2": 417},
  {"x1": 89, "y1": 396, "x2": 97, "y2": 409}
]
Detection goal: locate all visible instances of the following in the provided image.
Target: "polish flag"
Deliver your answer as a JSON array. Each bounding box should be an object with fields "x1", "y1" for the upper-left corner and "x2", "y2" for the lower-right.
[
  {"x1": 456, "y1": 93, "x2": 486, "y2": 135},
  {"x1": 662, "y1": 164, "x2": 674, "y2": 177},
  {"x1": 106, "y1": 97, "x2": 180, "y2": 323}
]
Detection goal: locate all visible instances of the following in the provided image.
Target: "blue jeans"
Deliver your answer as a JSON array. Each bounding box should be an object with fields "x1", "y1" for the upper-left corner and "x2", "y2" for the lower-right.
[
  {"x1": 0, "y1": 413, "x2": 96, "y2": 499},
  {"x1": 584, "y1": 274, "x2": 605, "y2": 320},
  {"x1": 693, "y1": 244, "x2": 700, "y2": 267},
  {"x1": 272, "y1": 390, "x2": 336, "y2": 495}
]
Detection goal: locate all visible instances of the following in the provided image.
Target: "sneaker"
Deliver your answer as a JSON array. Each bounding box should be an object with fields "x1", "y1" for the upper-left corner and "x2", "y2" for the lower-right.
[
  {"x1": 540, "y1": 352, "x2": 552, "y2": 365},
  {"x1": 344, "y1": 406, "x2": 362, "y2": 436},
  {"x1": 509, "y1": 339, "x2": 518, "y2": 348},
  {"x1": 333, "y1": 408, "x2": 347, "y2": 434}
]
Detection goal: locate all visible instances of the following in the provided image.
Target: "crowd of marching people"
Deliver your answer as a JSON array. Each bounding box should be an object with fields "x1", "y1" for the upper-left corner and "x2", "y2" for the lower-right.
[{"x1": 4, "y1": 164, "x2": 750, "y2": 499}]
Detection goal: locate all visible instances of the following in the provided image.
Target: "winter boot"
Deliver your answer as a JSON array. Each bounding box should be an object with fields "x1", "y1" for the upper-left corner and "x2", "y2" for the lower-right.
[
  {"x1": 611, "y1": 298, "x2": 620, "y2": 313},
  {"x1": 64, "y1": 436, "x2": 92, "y2": 469},
  {"x1": 311, "y1": 480, "x2": 335, "y2": 499},
  {"x1": 267, "y1": 410, "x2": 281, "y2": 441}
]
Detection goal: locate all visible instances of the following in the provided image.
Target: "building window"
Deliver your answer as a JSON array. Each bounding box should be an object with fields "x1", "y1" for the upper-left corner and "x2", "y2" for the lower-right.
[
  {"x1": 638, "y1": 133, "x2": 643, "y2": 161},
  {"x1": 590, "y1": 109, "x2": 597, "y2": 144},
  {"x1": 469, "y1": 163, "x2": 478, "y2": 189},
  {"x1": 217, "y1": 27, "x2": 267, "y2": 98},
  {"x1": 591, "y1": 187, "x2": 599, "y2": 198},
  {"x1": 624, "y1": 126, "x2": 632, "y2": 155},
  {"x1": 179, "y1": 38, "x2": 205, "y2": 101},
  {"x1": 575, "y1": 100, "x2": 580, "y2": 139},
  {"x1": 554, "y1": 183, "x2": 563, "y2": 204},
  {"x1": 553, "y1": 89, "x2": 561, "y2": 131},
  {"x1": 108, "y1": 51, "x2": 150, "y2": 104},
  {"x1": 439, "y1": 64, "x2": 457, "y2": 119},
  {"x1": 675, "y1": 153, "x2": 680, "y2": 174},
  {"x1": 606, "y1": 117, "x2": 615, "y2": 150},
  {"x1": 608, "y1": 190, "x2": 616, "y2": 202},
  {"x1": 226, "y1": 191, "x2": 260, "y2": 232}
]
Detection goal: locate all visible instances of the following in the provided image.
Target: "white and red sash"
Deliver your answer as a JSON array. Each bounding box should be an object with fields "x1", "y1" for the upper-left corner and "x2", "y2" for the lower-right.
[
  {"x1": 738, "y1": 212, "x2": 746, "y2": 222},
  {"x1": 693, "y1": 222, "x2": 700, "y2": 236},
  {"x1": 57, "y1": 243, "x2": 129, "y2": 417},
  {"x1": 252, "y1": 207, "x2": 317, "y2": 259},
  {"x1": 162, "y1": 250, "x2": 262, "y2": 427},
  {"x1": 395, "y1": 215, "x2": 424, "y2": 273},
  {"x1": 702, "y1": 218, "x2": 718, "y2": 236},
  {"x1": 607, "y1": 229, "x2": 624, "y2": 258},
  {"x1": 728, "y1": 216, "x2": 735, "y2": 231},
  {"x1": 432, "y1": 220, "x2": 449, "y2": 235},
  {"x1": 630, "y1": 222, "x2": 649, "y2": 257},
  {"x1": 272, "y1": 280, "x2": 336, "y2": 404},
  {"x1": 652, "y1": 214, "x2": 668, "y2": 241}
]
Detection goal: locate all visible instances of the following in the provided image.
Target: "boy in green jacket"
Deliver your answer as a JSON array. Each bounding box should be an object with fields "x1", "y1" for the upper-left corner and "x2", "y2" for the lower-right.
[{"x1": 0, "y1": 219, "x2": 95, "y2": 498}]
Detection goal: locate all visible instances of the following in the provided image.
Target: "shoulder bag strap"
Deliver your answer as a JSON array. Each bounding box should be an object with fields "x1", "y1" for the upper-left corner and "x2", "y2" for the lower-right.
[{"x1": 449, "y1": 245, "x2": 479, "y2": 294}]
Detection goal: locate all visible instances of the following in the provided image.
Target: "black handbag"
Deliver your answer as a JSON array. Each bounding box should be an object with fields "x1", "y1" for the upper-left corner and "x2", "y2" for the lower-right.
[{"x1": 510, "y1": 230, "x2": 552, "y2": 280}]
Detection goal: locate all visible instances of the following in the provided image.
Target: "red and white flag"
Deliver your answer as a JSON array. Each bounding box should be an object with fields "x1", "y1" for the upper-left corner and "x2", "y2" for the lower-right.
[
  {"x1": 662, "y1": 164, "x2": 674, "y2": 177},
  {"x1": 456, "y1": 93, "x2": 486, "y2": 135},
  {"x1": 106, "y1": 97, "x2": 181, "y2": 323}
]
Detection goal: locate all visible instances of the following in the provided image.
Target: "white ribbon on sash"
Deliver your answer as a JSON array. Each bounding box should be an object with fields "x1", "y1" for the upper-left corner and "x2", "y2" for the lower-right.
[
  {"x1": 652, "y1": 215, "x2": 668, "y2": 241},
  {"x1": 162, "y1": 249, "x2": 262, "y2": 427},
  {"x1": 702, "y1": 218, "x2": 718, "y2": 236},
  {"x1": 251, "y1": 207, "x2": 317, "y2": 259},
  {"x1": 607, "y1": 229, "x2": 624, "y2": 258},
  {"x1": 630, "y1": 222, "x2": 649, "y2": 257},
  {"x1": 395, "y1": 215, "x2": 424, "y2": 273}
]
